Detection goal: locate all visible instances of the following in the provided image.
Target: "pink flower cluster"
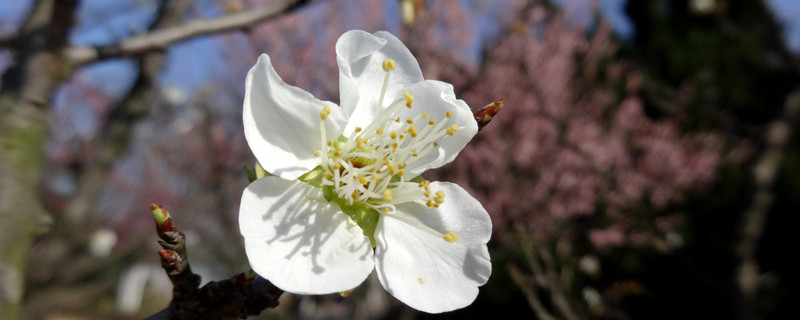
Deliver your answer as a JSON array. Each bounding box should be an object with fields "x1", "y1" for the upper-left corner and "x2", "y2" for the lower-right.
[{"x1": 424, "y1": 10, "x2": 732, "y2": 246}]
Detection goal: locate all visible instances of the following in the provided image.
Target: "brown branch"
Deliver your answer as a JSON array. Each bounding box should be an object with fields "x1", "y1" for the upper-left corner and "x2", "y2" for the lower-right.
[
  {"x1": 65, "y1": 0, "x2": 306, "y2": 66},
  {"x1": 147, "y1": 204, "x2": 283, "y2": 320}
]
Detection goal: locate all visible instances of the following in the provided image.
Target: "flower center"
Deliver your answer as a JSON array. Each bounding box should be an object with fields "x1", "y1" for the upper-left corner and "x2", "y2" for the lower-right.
[{"x1": 311, "y1": 59, "x2": 459, "y2": 246}]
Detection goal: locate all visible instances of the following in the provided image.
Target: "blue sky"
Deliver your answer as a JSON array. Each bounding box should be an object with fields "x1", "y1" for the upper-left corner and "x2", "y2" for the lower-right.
[{"x1": 1, "y1": 0, "x2": 799, "y2": 100}]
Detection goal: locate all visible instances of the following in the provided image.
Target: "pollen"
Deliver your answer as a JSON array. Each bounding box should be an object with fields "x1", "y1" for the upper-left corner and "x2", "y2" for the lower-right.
[
  {"x1": 408, "y1": 125, "x2": 418, "y2": 138},
  {"x1": 355, "y1": 126, "x2": 363, "y2": 133},
  {"x1": 404, "y1": 91, "x2": 414, "y2": 108},
  {"x1": 314, "y1": 150, "x2": 321, "y2": 156},
  {"x1": 446, "y1": 111, "x2": 452, "y2": 118},
  {"x1": 434, "y1": 190, "x2": 445, "y2": 204},
  {"x1": 320, "y1": 106, "x2": 331, "y2": 120},
  {"x1": 443, "y1": 232, "x2": 458, "y2": 243},
  {"x1": 428, "y1": 119, "x2": 435, "y2": 125},
  {"x1": 421, "y1": 113, "x2": 429, "y2": 119},
  {"x1": 446, "y1": 124, "x2": 459, "y2": 136},
  {"x1": 376, "y1": 128, "x2": 384, "y2": 135},
  {"x1": 382, "y1": 59, "x2": 396, "y2": 71},
  {"x1": 383, "y1": 189, "x2": 394, "y2": 203},
  {"x1": 406, "y1": 118, "x2": 414, "y2": 124},
  {"x1": 327, "y1": 139, "x2": 333, "y2": 146},
  {"x1": 390, "y1": 132, "x2": 397, "y2": 139}
]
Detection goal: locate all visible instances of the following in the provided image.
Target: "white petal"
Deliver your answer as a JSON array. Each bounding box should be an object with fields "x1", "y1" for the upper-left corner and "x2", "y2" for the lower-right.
[
  {"x1": 244, "y1": 54, "x2": 347, "y2": 180},
  {"x1": 239, "y1": 176, "x2": 374, "y2": 294},
  {"x1": 374, "y1": 182, "x2": 492, "y2": 313},
  {"x1": 398, "y1": 80, "x2": 478, "y2": 176},
  {"x1": 336, "y1": 30, "x2": 424, "y2": 135}
]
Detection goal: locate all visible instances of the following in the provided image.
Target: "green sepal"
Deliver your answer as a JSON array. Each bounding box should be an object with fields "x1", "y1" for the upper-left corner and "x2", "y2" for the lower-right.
[
  {"x1": 255, "y1": 162, "x2": 270, "y2": 178},
  {"x1": 409, "y1": 175, "x2": 426, "y2": 183},
  {"x1": 244, "y1": 166, "x2": 257, "y2": 182},
  {"x1": 322, "y1": 185, "x2": 379, "y2": 247},
  {"x1": 298, "y1": 165, "x2": 326, "y2": 188}
]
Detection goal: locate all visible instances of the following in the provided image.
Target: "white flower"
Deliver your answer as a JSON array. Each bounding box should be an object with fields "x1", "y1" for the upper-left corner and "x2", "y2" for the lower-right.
[{"x1": 239, "y1": 30, "x2": 492, "y2": 313}]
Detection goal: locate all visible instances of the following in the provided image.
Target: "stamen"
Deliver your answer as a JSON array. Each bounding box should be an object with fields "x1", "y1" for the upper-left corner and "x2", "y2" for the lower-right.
[
  {"x1": 404, "y1": 91, "x2": 414, "y2": 108},
  {"x1": 443, "y1": 232, "x2": 458, "y2": 243},
  {"x1": 320, "y1": 106, "x2": 331, "y2": 120},
  {"x1": 382, "y1": 59, "x2": 396, "y2": 71},
  {"x1": 383, "y1": 189, "x2": 393, "y2": 203},
  {"x1": 446, "y1": 111, "x2": 452, "y2": 118}
]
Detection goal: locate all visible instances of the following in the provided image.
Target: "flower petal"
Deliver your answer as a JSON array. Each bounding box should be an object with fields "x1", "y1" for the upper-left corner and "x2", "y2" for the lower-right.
[
  {"x1": 336, "y1": 30, "x2": 424, "y2": 135},
  {"x1": 397, "y1": 80, "x2": 478, "y2": 176},
  {"x1": 244, "y1": 54, "x2": 347, "y2": 180},
  {"x1": 374, "y1": 182, "x2": 492, "y2": 313},
  {"x1": 239, "y1": 176, "x2": 374, "y2": 294}
]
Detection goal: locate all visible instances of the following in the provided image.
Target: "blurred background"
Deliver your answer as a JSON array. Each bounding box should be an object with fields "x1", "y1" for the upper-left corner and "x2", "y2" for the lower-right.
[{"x1": 1, "y1": 0, "x2": 799, "y2": 319}]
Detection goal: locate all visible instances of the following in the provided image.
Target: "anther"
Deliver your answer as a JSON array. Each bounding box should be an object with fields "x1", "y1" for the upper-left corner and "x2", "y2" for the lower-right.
[
  {"x1": 382, "y1": 59, "x2": 396, "y2": 71},
  {"x1": 404, "y1": 91, "x2": 414, "y2": 108},
  {"x1": 314, "y1": 150, "x2": 321, "y2": 156},
  {"x1": 446, "y1": 111, "x2": 452, "y2": 118},
  {"x1": 383, "y1": 189, "x2": 394, "y2": 202},
  {"x1": 376, "y1": 128, "x2": 384, "y2": 135},
  {"x1": 355, "y1": 126, "x2": 363, "y2": 132},
  {"x1": 446, "y1": 124, "x2": 459, "y2": 136},
  {"x1": 320, "y1": 106, "x2": 331, "y2": 120},
  {"x1": 408, "y1": 125, "x2": 418, "y2": 138},
  {"x1": 443, "y1": 232, "x2": 458, "y2": 243}
]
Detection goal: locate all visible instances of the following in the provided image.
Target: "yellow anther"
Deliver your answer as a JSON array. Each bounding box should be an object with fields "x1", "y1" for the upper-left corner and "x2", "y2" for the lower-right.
[
  {"x1": 433, "y1": 141, "x2": 439, "y2": 147},
  {"x1": 383, "y1": 208, "x2": 390, "y2": 213},
  {"x1": 408, "y1": 125, "x2": 418, "y2": 138},
  {"x1": 357, "y1": 137, "x2": 366, "y2": 149},
  {"x1": 352, "y1": 191, "x2": 359, "y2": 199},
  {"x1": 333, "y1": 152, "x2": 341, "y2": 158},
  {"x1": 382, "y1": 158, "x2": 388, "y2": 164},
  {"x1": 314, "y1": 150, "x2": 321, "y2": 156},
  {"x1": 443, "y1": 232, "x2": 458, "y2": 243},
  {"x1": 320, "y1": 106, "x2": 331, "y2": 120},
  {"x1": 390, "y1": 132, "x2": 397, "y2": 139},
  {"x1": 387, "y1": 162, "x2": 396, "y2": 174},
  {"x1": 428, "y1": 120, "x2": 436, "y2": 125},
  {"x1": 392, "y1": 142, "x2": 398, "y2": 153},
  {"x1": 406, "y1": 118, "x2": 414, "y2": 124},
  {"x1": 358, "y1": 174, "x2": 367, "y2": 185},
  {"x1": 333, "y1": 163, "x2": 341, "y2": 169},
  {"x1": 371, "y1": 175, "x2": 378, "y2": 181},
  {"x1": 422, "y1": 113, "x2": 429, "y2": 119},
  {"x1": 355, "y1": 126, "x2": 363, "y2": 132},
  {"x1": 399, "y1": 135, "x2": 405, "y2": 140},
  {"x1": 382, "y1": 59, "x2": 396, "y2": 71},
  {"x1": 376, "y1": 128, "x2": 384, "y2": 135},
  {"x1": 412, "y1": 151, "x2": 418, "y2": 157},
  {"x1": 446, "y1": 124, "x2": 459, "y2": 136},
  {"x1": 323, "y1": 172, "x2": 331, "y2": 179},
  {"x1": 424, "y1": 190, "x2": 431, "y2": 198},
  {"x1": 434, "y1": 190, "x2": 445, "y2": 204},
  {"x1": 426, "y1": 200, "x2": 434, "y2": 207},
  {"x1": 446, "y1": 111, "x2": 452, "y2": 118},
  {"x1": 395, "y1": 117, "x2": 401, "y2": 123},
  {"x1": 403, "y1": 91, "x2": 414, "y2": 108},
  {"x1": 383, "y1": 189, "x2": 394, "y2": 202},
  {"x1": 397, "y1": 170, "x2": 404, "y2": 177},
  {"x1": 398, "y1": 163, "x2": 407, "y2": 169},
  {"x1": 327, "y1": 140, "x2": 333, "y2": 146}
]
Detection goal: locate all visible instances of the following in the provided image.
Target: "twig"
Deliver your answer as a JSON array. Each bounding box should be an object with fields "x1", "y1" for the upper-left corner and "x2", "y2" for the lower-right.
[
  {"x1": 146, "y1": 204, "x2": 283, "y2": 320},
  {"x1": 65, "y1": 0, "x2": 306, "y2": 66},
  {"x1": 736, "y1": 90, "x2": 800, "y2": 300}
]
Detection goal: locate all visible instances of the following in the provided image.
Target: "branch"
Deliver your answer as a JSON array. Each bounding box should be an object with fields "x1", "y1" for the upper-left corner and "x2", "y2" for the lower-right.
[
  {"x1": 66, "y1": 0, "x2": 307, "y2": 66},
  {"x1": 146, "y1": 204, "x2": 283, "y2": 320},
  {"x1": 736, "y1": 89, "x2": 800, "y2": 300}
]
